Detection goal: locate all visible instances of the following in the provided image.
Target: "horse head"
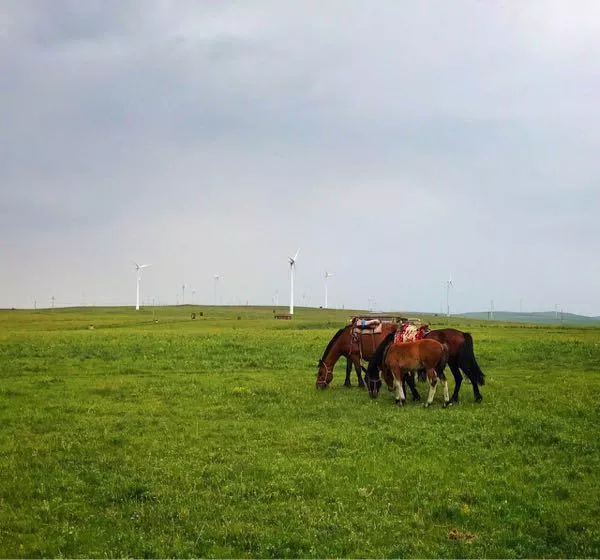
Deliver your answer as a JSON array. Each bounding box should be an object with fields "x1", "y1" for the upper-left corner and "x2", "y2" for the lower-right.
[
  {"x1": 365, "y1": 333, "x2": 396, "y2": 398},
  {"x1": 316, "y1": 360, "x2": 333, "y2": 389},
  {"x1": 366, "y1": 375, "x2": 381, "y2": 398}
]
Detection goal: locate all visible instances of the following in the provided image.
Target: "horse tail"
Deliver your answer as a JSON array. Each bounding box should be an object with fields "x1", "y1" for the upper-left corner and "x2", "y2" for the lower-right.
[
  {"x1": 441, "y1": 343, "x2": 450, "y2": 370},
  {"x1": 459, "y1": 332, "x2": 485, "y2": 385},
  {"x1": 365, "y1": 332, "x2": 394, "y2": 379},
  {"x1": 433, "y1": 342, "x2": 450, "y2": 380}
]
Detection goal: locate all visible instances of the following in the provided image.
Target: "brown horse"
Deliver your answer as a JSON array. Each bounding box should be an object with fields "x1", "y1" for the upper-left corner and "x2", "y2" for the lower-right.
[
  {"x1": 367, "y1": 329, "x2": 485, "y2": 403},
  {"x1": 316, "y1": 321, "x2": 401, "y2": 389},
  {"x1": 365, "y1": 339, "x2": 450, "y2": 407}
]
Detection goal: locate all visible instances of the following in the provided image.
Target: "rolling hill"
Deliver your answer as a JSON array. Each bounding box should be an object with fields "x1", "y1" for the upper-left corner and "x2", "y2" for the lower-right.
[{"x1": 457, "y1": 310, "x2": 600, "y2": 325}]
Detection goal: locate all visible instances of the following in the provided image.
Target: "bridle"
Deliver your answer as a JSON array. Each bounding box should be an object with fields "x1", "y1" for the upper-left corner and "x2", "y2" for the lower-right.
[
  {"x1": 317, "y1": 359, "x2": 333, "y2": 386},
  {"x1": 366, "y1": 373, "x2": 381, "y2": 396}
]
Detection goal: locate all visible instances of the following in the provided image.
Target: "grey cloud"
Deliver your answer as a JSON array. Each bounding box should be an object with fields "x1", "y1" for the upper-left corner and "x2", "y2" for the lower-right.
[{"x1": 1, "y1": 1, "x2": 599, "y2": 314}]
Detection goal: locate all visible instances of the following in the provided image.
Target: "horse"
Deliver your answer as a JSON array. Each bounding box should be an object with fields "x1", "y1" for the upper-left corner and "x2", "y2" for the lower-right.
[
  {"x1": 424, "y1": 329, "x2": 485, "y2": 402},
  {"x1": 365, "y1": 338, "x2": 450, "y2": 407},
  {"x1": 316, "y1": 321, "x2": 401, "y2": 389},
  {"x1": 368, "y1": 328, "x2": 486, "y2": 403}
]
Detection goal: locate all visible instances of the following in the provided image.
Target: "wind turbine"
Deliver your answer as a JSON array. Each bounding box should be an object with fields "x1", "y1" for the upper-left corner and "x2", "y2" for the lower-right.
[
  {"x1": 213, "y1": 273, "x2": 222, "y2": 305},
  {"x1": 135, "y1": 263, "x2": 151, "y2": 310},
  {"x1": 288, "y1": 249, "x2": 299, "y2": 315},
  {"x1": 445, "y1": 275, "x2": 453, "y2": 317},
  {"x1": 324, "y1": 271, "x2": 333, "y2": 309}
]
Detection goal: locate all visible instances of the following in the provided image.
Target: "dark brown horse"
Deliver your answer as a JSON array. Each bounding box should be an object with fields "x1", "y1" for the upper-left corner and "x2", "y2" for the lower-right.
[
  {"x1": 425, "y1": 329, "x2": 485, "y2": 402},
  {"x1": 365, "y1": 339, "x2": 450, "y2": 407},
  {"x1": 366, "y1": 329, "x2": 486, "y2": 403},
  {"x1": 316, "y1": 322, "x2": 399, "y2": 389}
]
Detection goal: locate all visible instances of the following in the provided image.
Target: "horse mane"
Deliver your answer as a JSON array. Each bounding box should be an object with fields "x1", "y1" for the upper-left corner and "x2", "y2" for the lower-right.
[
  {"x1": 319, "y1": 327, "x2": 346, "y2": 362},
  {"x1": 365, "y1": 332, "x2": 395, "y2": 378}
]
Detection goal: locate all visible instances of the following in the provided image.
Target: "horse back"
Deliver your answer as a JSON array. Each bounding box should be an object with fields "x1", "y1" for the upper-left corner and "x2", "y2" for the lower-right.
[
  {"x1": 386, "y1": 338, "x2": 445, "y2": 369},
  {"x1": 426, "y1": 328, "x2": 465, "y2": 358}
]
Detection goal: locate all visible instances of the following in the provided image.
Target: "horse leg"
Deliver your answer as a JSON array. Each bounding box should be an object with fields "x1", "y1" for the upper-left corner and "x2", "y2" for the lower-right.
[
  {"x1": 393, "y1": 368, "x2": 406, "y2": 406},
  {"x1": 471, "y1": 380, "x2": 483, "y2": 402},
  {"x1": 441, "y1": 378, "x2": 451, "y2": 408},
  {"x1": 424, "y1": 368, "x2": 438, "y2": 408},
  {"x1": 383, "y1": 366, "x2": 395, "y2": 392},
  {"x1": 448, "y1": 359, "x2": 462, "y2": 403},
  {"x1": 461, "y1": 363, "x2": 483, "y2": 402},
  {"x1": 459, "y1": 342, "x2": 483, "y2": 402},
  {"x1": 344, "y1": 358, "x2": 352, "y2": 387},
  {"x1": 354, "y1": 358, "x2": 366, "y2": 388},
  {"x1": 404, "y1": 372, "x2": 421, "y2": 401}
]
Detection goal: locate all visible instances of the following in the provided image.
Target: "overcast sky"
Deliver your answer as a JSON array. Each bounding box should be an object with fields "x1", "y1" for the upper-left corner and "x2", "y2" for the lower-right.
[{"x1": 1, "y1": 0, "x2": 599, "y2": 315}]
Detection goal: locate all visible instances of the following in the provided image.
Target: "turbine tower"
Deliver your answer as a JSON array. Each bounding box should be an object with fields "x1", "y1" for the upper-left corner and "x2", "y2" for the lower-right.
[
  {"x1": 213, "y1": 273, "x2": 222, "y2": 305},
  {"x1": 135, "y1": 263, "x2": 151, "y2": 311},
  {"x1": 288, "y1": 249, "x2": 299, "y2": 315},
  {"x1": 445, "y1": 275, "x2": 453, "y2": 318},
  {"x1": 324, "y1": 271, "x2": 333, "y2": 309}
]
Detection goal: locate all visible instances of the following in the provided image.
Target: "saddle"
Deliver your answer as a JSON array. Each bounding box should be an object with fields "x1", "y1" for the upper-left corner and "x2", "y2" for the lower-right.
[
  {"x1": 350, "y1": 317, "x2": 383, "y2": 335},
  {"x1": 393, "y1": 322, "x2": 430, "y2": 344}
]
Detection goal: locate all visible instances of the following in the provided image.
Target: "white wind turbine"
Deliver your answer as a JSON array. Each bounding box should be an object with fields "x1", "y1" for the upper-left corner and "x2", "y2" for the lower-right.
[
  {"x1": 134, "y1": 263, "x2": 151, "y2": 310},
  {"x1": 324, "y1": 271, "x2": 333, "y2": 309},
  {"x1": 213, "y1": 273, "x2": 223, "y2": 305},
  {"x1": 445, "y1": 275, "x2": 453, "y2": 317},
  {"x1": 288, "y1": 249, "x2": 299, "y2": 315}
]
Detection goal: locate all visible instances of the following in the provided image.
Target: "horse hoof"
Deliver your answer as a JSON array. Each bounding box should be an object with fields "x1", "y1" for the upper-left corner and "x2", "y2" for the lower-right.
[
  {"x1": 443, "y1": 401, "x2": 452, "y2": 408},
  {"x1": 423, "y1": 403, "x2": 429, "y2": 408},
  {"x1": 475, "y1": 396, "x2": 483, "y2": 402}
]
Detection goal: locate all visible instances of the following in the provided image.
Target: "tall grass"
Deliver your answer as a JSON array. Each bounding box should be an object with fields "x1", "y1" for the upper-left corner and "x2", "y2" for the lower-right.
[{"x1": 1, "y1": 307, "x2": 599, "y2": 557}]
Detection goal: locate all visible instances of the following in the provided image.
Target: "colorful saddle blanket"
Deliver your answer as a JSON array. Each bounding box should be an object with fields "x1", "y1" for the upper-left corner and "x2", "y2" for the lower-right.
[{"x1": 393, "y1": 323, "x2": 430, "y2": 344}]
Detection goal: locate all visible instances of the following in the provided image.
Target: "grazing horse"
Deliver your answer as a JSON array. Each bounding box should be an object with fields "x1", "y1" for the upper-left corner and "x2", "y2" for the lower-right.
[
  {"x1": 366, "y1": 338, "x2": 450, "y2": 407},
  {"x1": 368, "y1": 329, "x2": 486, "y2": 403},
  {"x1": 424, "y1": 329, "x2": 485, "y2": 402},
  {"x1": 316, "y1": 321, "x2": 399, "y2": 389}
]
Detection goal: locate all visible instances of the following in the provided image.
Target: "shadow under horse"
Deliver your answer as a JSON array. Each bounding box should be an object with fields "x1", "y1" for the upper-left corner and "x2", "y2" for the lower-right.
[
  {"x1": 365, "y1": 328, "x2": 486, "y2": 403},
  {"x1": 316, "y1": 321, "x2": 398, "y2": 388}
]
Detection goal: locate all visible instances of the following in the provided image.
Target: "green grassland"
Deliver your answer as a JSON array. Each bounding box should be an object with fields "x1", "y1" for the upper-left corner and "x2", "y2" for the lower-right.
[{"x1": 1, "y1": 306, "x2": 599, "y2": 558}]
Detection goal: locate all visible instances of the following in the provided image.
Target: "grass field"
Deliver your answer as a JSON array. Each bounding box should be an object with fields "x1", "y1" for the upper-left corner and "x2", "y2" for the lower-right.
[{"x1": 1, "y1": 306, "x2": 599, "y2": 558}]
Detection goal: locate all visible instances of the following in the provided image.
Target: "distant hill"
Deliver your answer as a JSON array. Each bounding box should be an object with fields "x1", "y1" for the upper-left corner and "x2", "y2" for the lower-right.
[{"x1": 458, "y1": 311, "x2": 600, "y2": 325}]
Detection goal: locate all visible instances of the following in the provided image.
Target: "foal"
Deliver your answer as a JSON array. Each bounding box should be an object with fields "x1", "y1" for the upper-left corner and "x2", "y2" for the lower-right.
[{"x1": 366, "y1": 339, "x2": 450, "y2": 407}]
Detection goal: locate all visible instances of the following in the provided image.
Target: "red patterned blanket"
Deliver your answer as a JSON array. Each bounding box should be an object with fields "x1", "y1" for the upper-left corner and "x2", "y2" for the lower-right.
[{"x1": 393, "y1": 323, "x2": 430, "y2": 344}]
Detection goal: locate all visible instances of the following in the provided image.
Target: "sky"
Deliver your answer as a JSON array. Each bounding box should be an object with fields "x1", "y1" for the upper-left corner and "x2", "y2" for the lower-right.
[{"x1": 1, "y1": 0, "x2": 599, "y2": 315}]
